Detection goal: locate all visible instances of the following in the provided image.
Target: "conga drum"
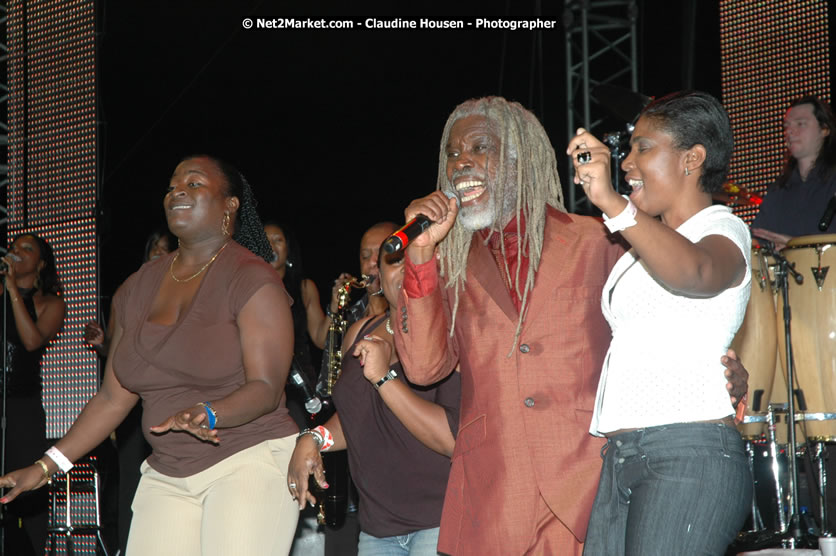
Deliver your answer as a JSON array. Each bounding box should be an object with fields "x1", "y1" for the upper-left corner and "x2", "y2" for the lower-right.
[
  {"x1": 775, "y1": 234, "x2": 836, "y2": 441},
  {"x1": 734, "y1": 245, "x2": 778, "y2": 439}
]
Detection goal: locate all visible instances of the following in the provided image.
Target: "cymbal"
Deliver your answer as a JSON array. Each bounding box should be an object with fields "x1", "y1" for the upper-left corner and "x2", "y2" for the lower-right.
[{"x1": 592, "y1": 84, "x2": 652, "y2": 124}]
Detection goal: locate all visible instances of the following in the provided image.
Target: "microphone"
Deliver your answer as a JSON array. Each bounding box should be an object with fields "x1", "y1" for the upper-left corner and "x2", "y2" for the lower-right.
[
  {"x1": 820, "y1": 194, "x2": 836, "y2": 231},
  {"x1": 0, "y1": 253, "x2": 21, "y2": 272},
  {"x1": 383, "y1": 215, "x2": 432, "y2": 254},
  {"x1": 287, "y1": 358, "x2": 322, "y2": 414}
]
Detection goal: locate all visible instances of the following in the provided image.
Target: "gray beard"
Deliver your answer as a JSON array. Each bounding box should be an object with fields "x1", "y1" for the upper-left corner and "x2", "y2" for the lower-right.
[
  {"x1": 458, "y1": 196, "x2": 496, "y2": 231},
  {"x1": 457, "y1": 186, "x2": 517, "y2": 232}
]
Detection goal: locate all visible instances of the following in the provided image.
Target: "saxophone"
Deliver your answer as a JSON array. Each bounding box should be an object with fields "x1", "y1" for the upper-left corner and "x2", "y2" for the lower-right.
[
  {"x1": 318, "y1": 275, "x2": 367, "y2": 396},
  {"x1": 314, "y1": 275, "x2": 366, "y2": 527}
]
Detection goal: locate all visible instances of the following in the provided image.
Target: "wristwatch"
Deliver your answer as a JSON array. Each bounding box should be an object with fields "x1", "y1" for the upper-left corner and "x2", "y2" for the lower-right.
[{"x1": 374, "y1": 368, "x2": 398, "y2": 390}]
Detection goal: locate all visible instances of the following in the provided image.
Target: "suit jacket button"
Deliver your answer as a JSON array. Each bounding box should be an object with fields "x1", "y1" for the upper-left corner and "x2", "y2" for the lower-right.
[
  {"x1": 519, "y1": 344, "x2": 530, "y2": 353},
  {"x1": 524, "y1": 397, "x2": 535, "y2": 408}
]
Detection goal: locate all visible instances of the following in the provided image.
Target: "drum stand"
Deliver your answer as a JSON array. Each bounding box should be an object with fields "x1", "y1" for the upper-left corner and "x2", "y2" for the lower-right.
[{"x1": 771, "y1": 244, "x2": 815, "y2": 548}]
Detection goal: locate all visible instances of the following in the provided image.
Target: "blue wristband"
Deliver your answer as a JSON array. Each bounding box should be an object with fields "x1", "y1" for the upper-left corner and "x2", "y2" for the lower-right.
[{"x1": 198, "y1": 402, "x2": 217, "y2": 430}]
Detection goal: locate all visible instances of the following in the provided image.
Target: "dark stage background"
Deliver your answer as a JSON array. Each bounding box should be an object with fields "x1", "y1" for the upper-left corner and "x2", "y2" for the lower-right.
[{"x1": 96, "y1": 1, "x2": 833, "y2": 309}]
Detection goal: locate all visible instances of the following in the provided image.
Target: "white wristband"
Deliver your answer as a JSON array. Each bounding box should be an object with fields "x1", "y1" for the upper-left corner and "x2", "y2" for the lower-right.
[
  {"x1": 45, "y1": 446, "x2": 74, "y2": 473},
  {"x1": 602, "y1": 195, "x2": 638, "y2": 233}
]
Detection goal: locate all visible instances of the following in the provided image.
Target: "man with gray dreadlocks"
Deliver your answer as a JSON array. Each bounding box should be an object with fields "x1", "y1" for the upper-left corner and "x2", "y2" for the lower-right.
[{"x1": 393, "y1": 97, "x2": 748, "y2": 555}]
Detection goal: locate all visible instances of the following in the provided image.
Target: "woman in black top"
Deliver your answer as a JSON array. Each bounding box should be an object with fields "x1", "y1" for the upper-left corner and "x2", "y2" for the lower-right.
[{"x1": 1, "y1": 233, "x2": 66, "y2": 555}]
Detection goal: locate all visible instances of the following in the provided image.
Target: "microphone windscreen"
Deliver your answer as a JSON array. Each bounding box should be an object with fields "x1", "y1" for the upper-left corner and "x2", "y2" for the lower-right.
[{"x1": 443, "y1": 189, "x2": 460, "y2": 207}]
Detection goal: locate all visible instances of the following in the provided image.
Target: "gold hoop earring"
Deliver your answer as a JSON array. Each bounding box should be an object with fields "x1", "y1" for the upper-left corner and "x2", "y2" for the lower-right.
[
  {"x1": 222, "y1": 212, "x2": 231, "y2": 237},
  {"x1": 34, "y1": 274, "x2": 42, "y2": 291}
]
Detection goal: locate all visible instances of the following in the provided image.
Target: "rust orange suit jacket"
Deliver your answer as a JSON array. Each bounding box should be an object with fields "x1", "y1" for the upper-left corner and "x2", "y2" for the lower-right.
[{"x1": 395, "y1": 208, "x2": 626, "y2": 555}]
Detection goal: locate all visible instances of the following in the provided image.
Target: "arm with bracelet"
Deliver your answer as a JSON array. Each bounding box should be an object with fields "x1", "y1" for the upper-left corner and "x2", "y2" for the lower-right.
[
  {"x1": 566, "y1": 126, "x2": 750, "y2": 406},
  {"x1": 148, "y1": 279, "x2": 294, "y2": 443},
  {"x1": 0, "y1": 317, "x2": 140, "y2": 503},
  {"x1": 351, "y1": 326, "x2": 456, "y2": 457},
  {"x1": 567, "y1": 127, "x2": 747, "y2": 297},
  {"x1": 287, "y1": 414, "x2": 347, "y2": 510}
]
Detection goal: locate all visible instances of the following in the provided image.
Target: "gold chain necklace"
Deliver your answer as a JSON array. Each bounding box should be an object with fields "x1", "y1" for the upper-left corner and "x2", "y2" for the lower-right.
[{"x1": 169, "y1": 241, "x2": 231, "y2": 283}]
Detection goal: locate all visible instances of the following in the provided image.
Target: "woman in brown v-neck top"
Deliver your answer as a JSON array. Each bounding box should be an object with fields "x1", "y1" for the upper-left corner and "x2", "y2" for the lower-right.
[{"x1": 0, "y1": 155, "x2": 300, "y2": 555}]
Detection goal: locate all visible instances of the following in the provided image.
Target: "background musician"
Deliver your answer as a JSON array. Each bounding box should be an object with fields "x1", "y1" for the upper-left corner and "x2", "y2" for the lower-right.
[
  {"x1": 0, "y1": 233, "x2": 66, "y2": 555},
  {"x1": 264, "y1": 221, "x2": 322, "y2": 424},
  {"x1": 316, "y1": 222, "x2": 399, "y2": 349},
  {"x1": 313, "y1": 221, "x2": 397, "y2": 556},
  {"x1": 753, "y1": 95, "x2": 836, "y2": 249},
  {"x1": 288, "y1": 244, "x2": 460, "y2": 555},
  {"x1": 751, "y1": 96, "x2": 836, "y2": 536},
  {"x1": 263, "y1": 221, "x2": 327, "y2": 556}
]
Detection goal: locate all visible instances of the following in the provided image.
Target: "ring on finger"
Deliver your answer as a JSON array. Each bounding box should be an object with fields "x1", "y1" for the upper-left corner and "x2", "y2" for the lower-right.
[
  {"x1": 577, "y1": 151, "x2": 592, "y2": 165},
  {"x1": 289, "y1": 482, "x2": 297, "y2": 489}
]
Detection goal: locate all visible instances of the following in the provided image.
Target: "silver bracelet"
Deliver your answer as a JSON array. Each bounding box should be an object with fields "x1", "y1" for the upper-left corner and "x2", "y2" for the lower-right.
[
  {"x1": 373, "y1": 368, "x2": 398, "y2": 390},
  {"x1": 297, "y1": 428, "x2": 324, "y2": 450}
]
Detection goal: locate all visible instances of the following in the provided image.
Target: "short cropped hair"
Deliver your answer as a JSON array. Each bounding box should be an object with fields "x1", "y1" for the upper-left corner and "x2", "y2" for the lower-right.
[{"x1": 641, "y1": 91, "x2": 733, "y2": 194}]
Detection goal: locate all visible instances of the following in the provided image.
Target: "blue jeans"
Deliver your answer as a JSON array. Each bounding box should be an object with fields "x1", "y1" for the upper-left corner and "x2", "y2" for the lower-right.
[
  {"x1": 358, "y1": 527, "x2": 440, "y2": 556},
  {"x1": 583, "y1": 422, "x2": 752, "y2": 556}
]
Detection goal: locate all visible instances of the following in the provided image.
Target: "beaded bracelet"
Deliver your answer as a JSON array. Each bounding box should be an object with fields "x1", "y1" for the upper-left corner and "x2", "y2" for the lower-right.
[{"x1": 297, "y1": 428, "x2": 324, "y2": 450}]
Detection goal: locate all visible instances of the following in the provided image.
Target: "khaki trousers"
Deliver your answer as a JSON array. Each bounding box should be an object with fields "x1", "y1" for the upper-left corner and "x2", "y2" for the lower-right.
[{"x1": 126, "y1": 436, "x2": 299, "y2": 556}]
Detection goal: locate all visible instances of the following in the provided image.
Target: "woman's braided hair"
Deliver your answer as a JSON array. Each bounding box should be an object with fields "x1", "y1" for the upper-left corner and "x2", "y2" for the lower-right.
[{"x1": 183, "y1": 155, "x2": 273, "y2": 262}]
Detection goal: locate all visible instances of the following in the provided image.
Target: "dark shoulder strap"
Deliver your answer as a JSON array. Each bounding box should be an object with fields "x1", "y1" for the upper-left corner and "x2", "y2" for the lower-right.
[{"x1": 357, "y1": 313, "x2": 388, "y2": 337}]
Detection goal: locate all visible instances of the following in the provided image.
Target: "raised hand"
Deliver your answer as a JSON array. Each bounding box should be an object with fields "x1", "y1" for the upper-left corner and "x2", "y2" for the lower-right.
[
  {"x1": 566, "y1": 128, "x2": 624, "y2": 216},
  {"x1": 403, "y1": 192, "x2": 459, "y2": 264},
  {"x1": 353, "y1": 334, "x2": 394, "y2": 385}
]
